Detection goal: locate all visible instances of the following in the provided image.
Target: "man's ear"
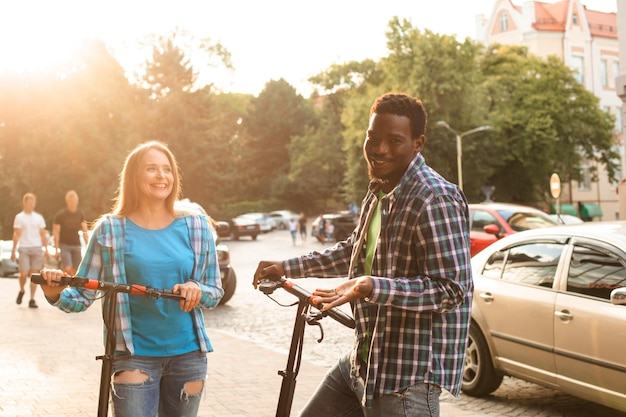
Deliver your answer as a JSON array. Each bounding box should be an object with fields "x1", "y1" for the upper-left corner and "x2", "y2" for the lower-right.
[{"x1": 414, "y1": 135, "x2": 425, "y2": 154}]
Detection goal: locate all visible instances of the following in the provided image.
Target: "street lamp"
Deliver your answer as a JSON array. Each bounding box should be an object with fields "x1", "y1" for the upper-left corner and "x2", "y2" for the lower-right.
[{"x1": 437, "y1": 121, "x2": 491, "y2": 192}]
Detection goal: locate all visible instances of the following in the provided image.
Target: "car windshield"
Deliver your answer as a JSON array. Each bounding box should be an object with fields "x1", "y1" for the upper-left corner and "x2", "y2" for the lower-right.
[{"x1": 498, "y1": 209, "x2": 557, "y2": 232}]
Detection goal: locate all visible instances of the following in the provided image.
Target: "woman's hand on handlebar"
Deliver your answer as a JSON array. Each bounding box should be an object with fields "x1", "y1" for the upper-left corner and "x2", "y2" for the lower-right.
[
  {"x1": 312, "y1": 276, "x2": 373, "y2": 311},
  {"x1": 173, "y1": 281, "x2": 202, "y2": 312},
  {"x1": 38, "y1": 268, "x2": 70, "y2": 302},
  {"x1": 253, "y1": 261, "x2": 285, "y2": 289}
]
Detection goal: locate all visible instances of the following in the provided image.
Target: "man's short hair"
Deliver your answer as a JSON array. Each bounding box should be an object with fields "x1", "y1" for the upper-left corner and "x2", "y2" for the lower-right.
[
  {"x1": 370, "y1": 93, "x2": 428, "y2": 139},
  {"x1": 23, "y1": 192, "x2": 36, "y2": 204}
]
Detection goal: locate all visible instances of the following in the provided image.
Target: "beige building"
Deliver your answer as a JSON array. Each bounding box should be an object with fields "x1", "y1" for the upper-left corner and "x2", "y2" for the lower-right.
[{"x1": 476, "y1": 0, "x2": 620, "y2": 220}]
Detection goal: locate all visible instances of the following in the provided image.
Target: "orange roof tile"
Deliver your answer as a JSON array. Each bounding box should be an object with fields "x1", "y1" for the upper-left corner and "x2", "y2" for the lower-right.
[
  {"x1": 585, "y1": 7, "x2": 617, "y2": 38},
  {"x1": 532, "y1": 0, "x2": 567, "y2": 31},
  {"x1": 524, "y1": 0, "x2": 617, "y2": 38}
]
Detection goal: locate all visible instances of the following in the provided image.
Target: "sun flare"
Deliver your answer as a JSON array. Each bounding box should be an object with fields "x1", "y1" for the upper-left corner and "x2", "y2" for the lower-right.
[{"x1": 0, "y1": 4, "x2": 87, "y2": 76}]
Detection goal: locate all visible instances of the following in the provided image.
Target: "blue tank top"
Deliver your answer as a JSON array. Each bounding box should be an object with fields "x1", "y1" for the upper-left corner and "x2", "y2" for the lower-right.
[{"x1": 125, "y1": 217, "x2": 199, "y2": 356}]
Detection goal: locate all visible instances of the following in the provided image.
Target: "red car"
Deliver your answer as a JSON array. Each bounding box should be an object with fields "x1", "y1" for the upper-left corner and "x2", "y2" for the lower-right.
[{"x1": 468, "y1": 202, "x2": 558, "y2": 256}]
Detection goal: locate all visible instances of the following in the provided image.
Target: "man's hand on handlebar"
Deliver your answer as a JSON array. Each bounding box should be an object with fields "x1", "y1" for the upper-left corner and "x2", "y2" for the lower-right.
[
  {"x1": 312, "y1": 276, "x2": 373, "y2": 311},
  {"x1": 253, "y1": 260, "x2": 285, "y2": 289}
]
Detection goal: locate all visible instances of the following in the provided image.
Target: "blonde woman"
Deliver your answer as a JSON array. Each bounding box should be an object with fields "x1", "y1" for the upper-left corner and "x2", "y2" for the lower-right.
[{"x1": 40, "y1": 141, "x2": 223, "y2": 417}]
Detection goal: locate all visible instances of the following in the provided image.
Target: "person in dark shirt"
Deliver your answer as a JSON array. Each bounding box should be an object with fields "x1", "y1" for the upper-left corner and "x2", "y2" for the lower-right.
[{"x1": 53, "y1": 190, "x2": 89, "y2": 275}]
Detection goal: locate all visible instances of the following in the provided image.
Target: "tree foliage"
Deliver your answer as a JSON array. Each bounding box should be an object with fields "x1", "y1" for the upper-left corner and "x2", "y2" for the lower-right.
[
  {"x1": 0, "y1": 21, "x2": 619, "y2": 238},
  {"x1": 480, "y1": 45, "x2": 618, "y2": 203},
  {"x1": 239, "y1": 79, "x2": 316, "y2": 201}
]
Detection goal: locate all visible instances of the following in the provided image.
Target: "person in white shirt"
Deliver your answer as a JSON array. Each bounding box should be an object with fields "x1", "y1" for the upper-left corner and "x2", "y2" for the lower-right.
[{"x1": 11, "y1": 193, "x2": 49, "y2": 308}]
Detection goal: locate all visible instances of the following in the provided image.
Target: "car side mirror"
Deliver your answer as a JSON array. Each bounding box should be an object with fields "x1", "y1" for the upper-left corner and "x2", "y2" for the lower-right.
[
  {"x1": 483, "y1": 224, "x2": 501, "y2": 238},
  {"x1": 610, "y1": 288, "x2": 626, "y2": 306}
]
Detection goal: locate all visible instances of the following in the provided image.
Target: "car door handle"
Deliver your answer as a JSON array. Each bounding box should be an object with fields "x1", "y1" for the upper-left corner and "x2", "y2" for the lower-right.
[
  {"x1": 479, "y1": 292, "x2": 494, "y2": 303},
  {"x1": 555, "y1": 310, "x2": 573, "y2": 321}
]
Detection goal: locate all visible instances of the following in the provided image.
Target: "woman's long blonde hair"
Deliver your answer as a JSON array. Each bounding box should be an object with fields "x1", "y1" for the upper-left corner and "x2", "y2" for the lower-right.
[{"x1": 111, "y1": 141, "x2": 182, "y2": 217}]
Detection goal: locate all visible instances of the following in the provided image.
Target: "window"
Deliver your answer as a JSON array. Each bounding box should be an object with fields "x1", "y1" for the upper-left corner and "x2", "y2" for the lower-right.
[
  {"x1": 500, "y1": 242, "x2": 563, "y2": 288},
  {"x1": 567, "y1": 244, "x2": 626, "y2": 300},
  {"x1": 499, "y1": 12, "x2": 508, "y2": 32},
  {"x1": 471, "y1": 210, "x2": 500, "y2": 233},
  {"x1": 578, "y1": 159, "x2": 592, "y2": 191},
  {"x1": 483, "y1": 250, "x2": 506, "y2": 279},
  {"x1": 571, "y1": 55, "x2": 584, "y2": 84},
  {"x1": 600, "y1": 59, "x2": 608, "y2": 87},
  {"x1": 572, "y1": 13, "x2": 579, "y2": 25}
]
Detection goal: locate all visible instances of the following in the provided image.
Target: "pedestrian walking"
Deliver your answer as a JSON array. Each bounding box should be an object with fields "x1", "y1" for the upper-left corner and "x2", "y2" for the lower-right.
[
  {"x1": 254, "y1": 93, "x2": 473, "y2": 416},
  {"x1": 11, "y1": 192, "x2": 49, "y2": 308},
  {"x1": 53, "y1": 190, "x2": 89, "y2": 276},
  {"x1": 298, "y1": 212, "x2": 307, "y2": 243},
  {"x1": 289, "y1": 217, "x2": 298, "y2": 245}
]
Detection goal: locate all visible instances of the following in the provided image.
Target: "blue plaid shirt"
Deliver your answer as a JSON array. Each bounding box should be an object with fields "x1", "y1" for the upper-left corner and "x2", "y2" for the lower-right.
[
  {"x1": 283, "y1": 153, "x2": 473, "y2": 406},
  {"x1": 53, "y1": 214, "x2": 223, "y2": 354}
]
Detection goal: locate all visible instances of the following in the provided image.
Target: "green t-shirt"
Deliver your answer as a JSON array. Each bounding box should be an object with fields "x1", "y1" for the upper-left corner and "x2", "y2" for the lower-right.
[{"x1": 361, "y1": 191, "x2": 384, "y2": 362}]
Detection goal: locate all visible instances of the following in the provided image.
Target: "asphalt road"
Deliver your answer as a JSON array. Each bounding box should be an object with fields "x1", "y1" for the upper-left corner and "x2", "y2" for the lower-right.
[{"x1": 205, "y1": 228, "x2": 626, "y2": 417}]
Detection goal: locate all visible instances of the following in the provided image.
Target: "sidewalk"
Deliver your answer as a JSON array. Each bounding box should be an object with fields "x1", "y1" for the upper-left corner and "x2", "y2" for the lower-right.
[{"x1": 0, "y1": 277, "x2": 480, "y2": 416}]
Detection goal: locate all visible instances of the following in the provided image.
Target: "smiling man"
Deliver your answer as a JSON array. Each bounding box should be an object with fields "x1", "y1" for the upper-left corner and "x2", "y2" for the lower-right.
[{"x1": 254, "y1": 93, "x2": 473, "y2": 416}]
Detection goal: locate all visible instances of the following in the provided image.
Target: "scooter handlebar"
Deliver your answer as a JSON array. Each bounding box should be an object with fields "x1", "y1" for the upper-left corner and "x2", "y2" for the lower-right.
[
  {"x1": 260, "y1": 278, "x2": 355, "y2": 329},
  {"x1": 30, "y1": 273, "x2": 186, "y2": 301}
]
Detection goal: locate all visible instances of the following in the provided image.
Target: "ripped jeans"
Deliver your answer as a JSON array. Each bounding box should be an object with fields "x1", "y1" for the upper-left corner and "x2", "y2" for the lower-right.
[{"x1": 111, "y1": 351, "x2": 207, "y2": 417}]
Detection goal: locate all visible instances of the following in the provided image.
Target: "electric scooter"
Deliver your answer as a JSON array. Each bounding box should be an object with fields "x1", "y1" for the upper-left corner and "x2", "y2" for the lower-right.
[
  {"x1": 258, "y1": 277, "x2": 355, "y2": 417},
  {"x1": 31, "y1": 273, "x2": 186, "y2": 417}
]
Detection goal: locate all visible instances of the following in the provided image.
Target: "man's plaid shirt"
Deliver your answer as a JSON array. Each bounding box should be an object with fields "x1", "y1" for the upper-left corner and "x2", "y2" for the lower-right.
[{"x1": 283, "y1": 153, "x2": 473, "y2": 406}]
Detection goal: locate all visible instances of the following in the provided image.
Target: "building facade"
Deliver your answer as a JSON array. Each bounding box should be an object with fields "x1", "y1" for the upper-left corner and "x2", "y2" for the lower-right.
[{"x1": 476, "y1": 0, "x2": 620, "y2": 220}]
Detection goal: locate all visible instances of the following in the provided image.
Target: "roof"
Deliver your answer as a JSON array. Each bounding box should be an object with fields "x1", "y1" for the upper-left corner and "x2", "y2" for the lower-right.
[{"x1": 497, "y1": 0, "x2": 617, "y2": 39}]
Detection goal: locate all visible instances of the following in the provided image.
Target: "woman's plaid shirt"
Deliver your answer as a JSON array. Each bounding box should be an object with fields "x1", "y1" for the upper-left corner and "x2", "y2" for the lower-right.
[
  {"x1": 53, "y1": 214, "x2": 223, "y2": 354},
  {"x1": 283, "y1": 153, "x2": 473, "y2": 406}
]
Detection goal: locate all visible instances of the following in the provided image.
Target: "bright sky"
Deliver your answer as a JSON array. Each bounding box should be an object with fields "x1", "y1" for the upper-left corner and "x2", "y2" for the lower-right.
[{"x1": 0, "y1": 0, "x2": 617, "y2": 96}]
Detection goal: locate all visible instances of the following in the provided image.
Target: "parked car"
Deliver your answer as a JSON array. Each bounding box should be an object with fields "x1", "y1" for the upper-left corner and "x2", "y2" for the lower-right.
[
  {"x1": 311, "y1": 212, "x2": 357, "y2": 243},
  {"x1": 0, "y1": 240, "x2": 18, "y2": 277},
  {"x1": 465, "y1": 221, "x2": 626, "y2": 412},
  {"x1": 228, "y1": 216, "x2": 261, "y2": 240},
  {"x1": 237, "y1": 212, "x2": 275, "y2": 233},
  {"x1": 469, "y1": 202, "x2": 558, "y2": 257},
  {"x1": 269, "y1": 210, "x2": 299, "y2": 230},
  {"x1": 174, "y1": 199, "x2": 236, "y2": 305}
]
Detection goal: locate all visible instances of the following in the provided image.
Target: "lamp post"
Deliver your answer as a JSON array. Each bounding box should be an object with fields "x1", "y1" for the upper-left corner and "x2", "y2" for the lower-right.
[{"x1": 437, "y1": 121, "x2": 491, "y2": 192}]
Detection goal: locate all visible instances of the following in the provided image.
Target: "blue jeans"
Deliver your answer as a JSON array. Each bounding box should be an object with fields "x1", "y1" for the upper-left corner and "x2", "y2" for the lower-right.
[
  {"x1": 111, "y1": 351, "x2": 207, "y2": 417},
  {"x1": 299, "y1": 351, "x2": 441, "y2": 417}
]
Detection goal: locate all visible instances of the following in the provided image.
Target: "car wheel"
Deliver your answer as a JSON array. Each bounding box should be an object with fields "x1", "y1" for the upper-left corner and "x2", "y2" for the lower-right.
[
  {"x1": 231, "y1": 231, "x2": 240, "y2": 241},
  {"x1": 462, "y1": 322, "x2": 503, "y2": 396},
  {"x1": 219, "y1": 268, "x2": 236, "y2": 305},
  {"x1": 251, "y1": 234, "x2": 258, "y2": 240}
]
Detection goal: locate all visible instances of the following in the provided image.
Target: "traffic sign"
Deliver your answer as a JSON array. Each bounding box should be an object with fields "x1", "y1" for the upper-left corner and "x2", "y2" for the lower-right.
[{"x1": 550, "y1": 173, "x2": 561, "y2": 199}]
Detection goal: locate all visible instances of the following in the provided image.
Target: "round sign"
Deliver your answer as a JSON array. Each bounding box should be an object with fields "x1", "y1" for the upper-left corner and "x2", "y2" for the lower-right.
[{"x1": 550, "y1": 173, "x2": 561, "y2": 199}]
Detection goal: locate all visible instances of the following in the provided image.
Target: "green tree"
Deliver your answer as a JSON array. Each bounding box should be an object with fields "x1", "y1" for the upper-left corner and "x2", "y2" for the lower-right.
[
  {"x1": 480, "y1": 45, "x2": 619, "y2": 203},
  {"x1": 139, "y1": 31, "x2": 236, "y2": 214},
  {"x1": 337, "y1": 18, "x2": 487, "y2": 201},
  {"x1": 287, "y1": 92, "x2": 348, "y2": 212},
  {"x1": 240, "y1": 79, "x2": 316, "y2": 202},
  {"x1": 0, "y1": 39, "x2": 142, "y2": 236}
]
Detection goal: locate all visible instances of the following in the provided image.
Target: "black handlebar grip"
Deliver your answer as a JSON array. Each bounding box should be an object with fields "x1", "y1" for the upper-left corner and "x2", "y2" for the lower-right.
[
  {"x1": 30, "y1": 274, "x2": 73, "y2": 286},
  {"x1": 316, "y1": 301, "x2": 356, "y2": 329}
]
